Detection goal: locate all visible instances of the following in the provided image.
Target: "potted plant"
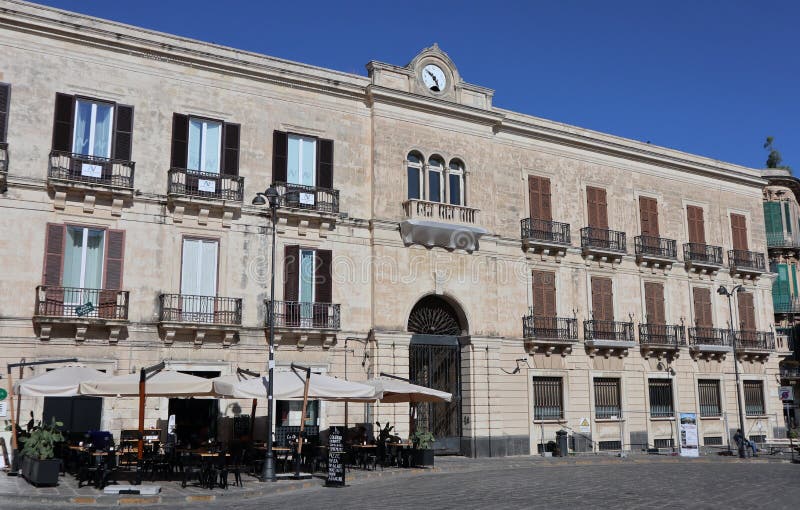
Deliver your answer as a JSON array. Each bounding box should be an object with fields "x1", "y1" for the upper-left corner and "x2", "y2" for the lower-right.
[
  {"x1": 410, "y1": 430, "x2": 435, "y2": 467},
  {"x1": 19, "y1": 417, "x2": 64, "y2": 487}
]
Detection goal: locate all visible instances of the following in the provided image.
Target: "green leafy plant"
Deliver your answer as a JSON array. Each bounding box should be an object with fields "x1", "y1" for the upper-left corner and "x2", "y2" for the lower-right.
[
  {"x1": 411, "y1": 430, "x2": 435, "y2": 450},
  {"x1": 764, "y1": 136, "x2": 792, "y2": 171},
  {"x1": 19, "y1": 417, "x2": 64, "y2": 460}
]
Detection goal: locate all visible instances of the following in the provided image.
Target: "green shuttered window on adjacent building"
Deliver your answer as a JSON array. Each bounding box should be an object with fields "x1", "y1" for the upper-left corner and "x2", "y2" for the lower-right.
[
  {"x1": 773, "y1": 263, "x2": 791, "y2": 311},
  {"x1": 764, "y1": 201, "x2": 783, "y2": 242}
]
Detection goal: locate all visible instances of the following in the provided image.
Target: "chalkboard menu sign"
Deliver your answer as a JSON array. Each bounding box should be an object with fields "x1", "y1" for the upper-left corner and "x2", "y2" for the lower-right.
[{"x1": 326, "y1": 426, "x2": 345, "y2": 487}]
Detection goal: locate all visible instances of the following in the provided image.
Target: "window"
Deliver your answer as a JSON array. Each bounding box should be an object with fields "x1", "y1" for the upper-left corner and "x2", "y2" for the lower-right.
[
  {"x1": 698, "y1": 379, "x2": 721, "y2": 417},
  {"x1": 0, "y1": 82, "x2": 9, "y2": 144},
  {"x1": 598, "y1": 440, "x2": 621, "y2": 451},
  {"x1": 743, "y1": 380, "x2": 765, "y2": 416},
  {"x1": 63, "y1": 226, "x2": 105, "y2": 292},
  {"x1": 532, "y1": 377, "x2": 563, "y2": 420},
  {"x1": 448, "y1": 160, "x2": 464, "y2": 206},
  {"x1": 730, "y1": 213, "x2": 749, "y2": 251},
  {"x1": 686, "y1": 205, "x2": 706, "y2": 245},
  {"x1": 653, "y1": 438, "x2": 674, "y2": 448},
  {"x1": 407, "y1": 152, "x2": 423, "y2": 200},
  {"x1": 648, "y1": 379, "x2": 674, "y2": 418},
  {"x1": 188, "y1": 118, "x2": 222, "y2": 173},
  {"x1": 277, "y1": 400, "x2": 319, "y2": 427},
  {"x1": 284, "y1": 246, "x2": 333, "y2": 328},
  {"x1": 180, "y1": 238, "x2": 218, "y2": 320},
  {"x1": 287, "y1": 134, "x2": 317, "y2": 186},
  {"x1": 703, "y1": 436, "x2": 723, "y2": 446},
  {"x1": 428, "y1": 157, "x2": 443, "y2": 203},
  {"x1": 73, "y1": 99, "x2": 114, "y2": 160},
  {"x1": 594, "y1": 377, "x2": 621, "y2": 419}
]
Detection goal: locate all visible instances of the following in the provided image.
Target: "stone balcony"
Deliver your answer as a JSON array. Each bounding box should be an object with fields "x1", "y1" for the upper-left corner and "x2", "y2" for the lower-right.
[
  {"x1": 158, "y1": 293, "x2": 242, "y2": 346},
  {"x1": 683, "y1": 243, "x2": 724, "y2": 275},
  {"x1": 734, "y1": 330, "x2": 774, "y2": 361},
  {"x1": 688, "y1": 327, "x2": 731, "y2": 360},
  {"x1": 400, "y1": 199, "x2": 487, "y2": 253},
  {"x1": 580, "y1": 227, "x2": 626, "y2": 264},
  {"x1": 520, "y1": 218, "x2": 571, "y2": 258},
  {"x1": 33, "y1": 286, "x2": 129, "y2": 343},
  {"x1": 271, "y1": 181, "x2": 340, "y2": 235},
  {"x1": 634, "y1": 235, "x2": 677, "y2": 270},
  {"x1": 522, "y1": 315, "x2": 578, "y2": 356},
  {"x1": 266, "y1": 300, "x2": 340, "y2": 349},
  {"x1": 166, "y1": 168, "x2": 243, "y2": 226},
  {"x1": 728, "y1": 249, "x2": 767, "y2": 280},
  {"x1": 583, "y1": 319, "x2": 636, "y2": 358},
  {"x1": 638, "y1": 323, "x2": 685, "y2": 359},
  {"x1": 47, "y1": 151, "x2": 135, "y2": 215}
]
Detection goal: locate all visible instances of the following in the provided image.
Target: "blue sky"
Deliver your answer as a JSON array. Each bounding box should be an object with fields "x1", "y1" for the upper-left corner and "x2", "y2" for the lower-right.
[{"x1": 32, "y1": 0, "x2": 799, "y2": 170}]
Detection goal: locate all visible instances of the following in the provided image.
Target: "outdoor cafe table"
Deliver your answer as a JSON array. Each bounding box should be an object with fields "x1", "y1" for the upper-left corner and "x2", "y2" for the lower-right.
[{"x1": 351, "y1": 444, "x2": 378, "y2": 470}]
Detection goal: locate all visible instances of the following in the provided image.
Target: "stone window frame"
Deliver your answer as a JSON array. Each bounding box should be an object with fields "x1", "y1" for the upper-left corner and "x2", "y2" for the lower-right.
[{"x1": 404, "y1": 149, "x2": 469, "y2": 206}]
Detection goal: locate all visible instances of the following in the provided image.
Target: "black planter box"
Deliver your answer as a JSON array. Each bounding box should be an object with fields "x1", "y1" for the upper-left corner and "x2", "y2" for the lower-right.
[
  {"x1": 411, "y1": 448, "x2": 434, "y2": 467},
  {"x1": 21, "y1": 456, "x2": 61, "y2": 487}
]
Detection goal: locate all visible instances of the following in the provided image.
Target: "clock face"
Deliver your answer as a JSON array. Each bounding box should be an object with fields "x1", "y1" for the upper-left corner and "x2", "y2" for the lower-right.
[{"x1": 422, "y1": 64, "x2": 447, "y2": 92}]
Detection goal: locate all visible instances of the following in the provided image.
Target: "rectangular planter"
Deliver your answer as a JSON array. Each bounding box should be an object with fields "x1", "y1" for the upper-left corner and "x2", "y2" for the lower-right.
[
  {"x1": 411, "y1": 448, "x2": 434, "y2": 467},
  {"x1": 22, "y1": 456, "x2": 61, "y2": 487}
]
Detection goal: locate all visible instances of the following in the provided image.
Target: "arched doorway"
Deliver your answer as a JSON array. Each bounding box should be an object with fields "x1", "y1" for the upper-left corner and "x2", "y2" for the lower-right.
[{"x1": 407, "y1": 295, "x2": 465, "y2": 454}]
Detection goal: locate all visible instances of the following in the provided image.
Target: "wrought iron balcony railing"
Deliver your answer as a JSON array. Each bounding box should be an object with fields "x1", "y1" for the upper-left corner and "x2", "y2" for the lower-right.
[
  {"x1": 734, "y1": 330, "x2": 775, "y2": 351},
  {"x1": 767, "y1": 231, "x2": 797, "y2": 248},
  {"x1": 583, "y1": 320, "x2": 635, "y2": 342},
  {"x1": 728, "y1": 249, "x2": 766, "y2": 273},
  {"x1": 520, "y1": 218, "x2": 571, "y2": 245},
  {"x1": 35, "y1": 286, "x2": 129, "y2": 320},
  {"x1": 638, "y1": 323, "x2": 685, "y2": 346},
  {"x1": 773, "y1": 294, "x2": 800, "y2": 314},
  {"x1": 272, "y1": 182, "x2": 339, "y2": 214},
  {"x1": 48, "y1": 150, "x2": 134, "y2": 188},
  {"x1": 580, "y1": 227, "x2": 626, "y2": 253},
  {"x1": 522, "y1": 315, "x2": 578, "y2": 341},
  {"x1": 167, "y1": 168, "x2": 244, "y2": 202},
  {"x1": 634, "y1": 235, "x2": 677, "y2": 259},
  {"x1": 403, "y1": 199, "x2": 479, "y2": 225},
  {"x1": 159, "y1": 294, "x2": 242, "y2": 325},
  {"x1": 266, "y1": 300, "x2": 341, "y2": 330},
  {"x1": 0, "y1": 142, "x2": 7, "y2": 173},
  {"x1": 683, "y1": 243, "x2": 724, "y2": 266},
  {"x1": 780, "y1": 367, "x2": 800, "y2": 379},
  {"x1": 688, "y1": 327, "x2": 731, "y2": 347}
]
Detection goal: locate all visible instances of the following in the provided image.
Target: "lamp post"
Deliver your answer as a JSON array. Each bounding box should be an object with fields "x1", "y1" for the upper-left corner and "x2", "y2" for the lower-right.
[
  {"x1": 717, "y1": 284, "x2": 747, "y2": 459},
  {"x1": 253, "y1": 186, "x2": 280, "y2": 482}
]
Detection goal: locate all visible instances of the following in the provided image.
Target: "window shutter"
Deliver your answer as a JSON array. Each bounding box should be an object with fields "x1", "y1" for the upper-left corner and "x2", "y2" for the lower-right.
[
  {"x1": 0, "y1": 83, "x2": 9, "y2": 143},
  {"x1": 43, "y1": 223, "x2": 65, "y2": 286},
  {"x1": 272, "y1": 131, "x2": 288, "y2": 183},
  {"x1": 223, "y1": 122, "x2": 240, "y2": 175},
  {"x1": 692, "y1": 288, "x2": 712, "y2": 328},
  {"x1": 644, "y1": 282, "x2": 665, "y2": 325},
  {"x1": 687, "y1": 206, "x2": 706, "y2": 244},
  {"x1": 532, "y1": 271, "x2": 556, "y2": 317},
  {"x1": 731, "y1": 213, "x2": 748, "y2": 251},
  {"x1": 763, "y1": 202, "x2": 781, "y2": 236},
  {"x1": 317, "y1": 138, "x2": 334, "y2": 189},
  {"x1": 170, "y1": 113, "x2": 189, "y2": 169},
  {"x1": 284, "y1": 245, "x2": 299, "y2": 301},
  {"x1": 737, "y1": 292, "x2": 756, "y2": 331},
  {"x1": 528, "y1": 176, "x2": 540, "y2": 220},
  {"x1": 784, "y1": 202, "x2": 792, "y2": 234},
  {"x1": 315, "y1": 250, "x2": 333, "y2": 303},
  {"x1": 113, "y1": 105, "x2": 134, "y2": 161},
  {"x1": 592, "y1": 277, "x2": 613, "y2": 322},
  {"x1": 103, "y1": 230, "x2": 125, "y2": 290},
  {"x1": 587, "y1": 186, "x2": 608, "y2": 229},
  {"x1": 540, "y1": 177, "x2": 552, "y2": 222},
  {"x1": 639, "y1": 197, "x2": 659, "y2": 236},
  {"x1": 52, "y1": 93, "x2": 74, "y2": 152},
  {"x1": 529, "y1": 176, "x2": 552, "y2": 221}
]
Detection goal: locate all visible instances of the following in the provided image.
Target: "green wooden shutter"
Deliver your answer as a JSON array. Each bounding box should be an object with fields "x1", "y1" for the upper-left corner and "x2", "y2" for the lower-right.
[
  {"x1": 792, "y1": 264, "x2": 799, "y2": 296},
  {"x1": 763, "y1": 201, "x2": 781, "y2": 236},
  {"x1": 773, "y1": 263, "x2": 790, "y2": 311},
  {"x1": 784, "y1": 202, "x2": 792, "y2": 234}
]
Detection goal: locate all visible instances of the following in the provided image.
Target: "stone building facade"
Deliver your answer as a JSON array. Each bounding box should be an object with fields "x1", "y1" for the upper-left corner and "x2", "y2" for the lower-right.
[{"x1": 0, "y1": 0, "x2": 789, "y2": 457}]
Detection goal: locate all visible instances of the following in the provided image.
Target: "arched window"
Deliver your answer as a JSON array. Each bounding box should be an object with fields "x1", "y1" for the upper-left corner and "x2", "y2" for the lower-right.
[
  {"x1": 428, "y1": 156, "x2": 444, "y2": 203},
  {"x1": 407, "y1": 152, "x2": 423, "y2": 200},
  {"x1": 448, "y1": 159, "x2": 465, "y2": 206}
]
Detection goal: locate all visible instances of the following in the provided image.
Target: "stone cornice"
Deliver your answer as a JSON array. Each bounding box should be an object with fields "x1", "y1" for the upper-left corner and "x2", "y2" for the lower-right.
[{"x1": 366, "y1": 85, "x2": 505, "y2": 126}]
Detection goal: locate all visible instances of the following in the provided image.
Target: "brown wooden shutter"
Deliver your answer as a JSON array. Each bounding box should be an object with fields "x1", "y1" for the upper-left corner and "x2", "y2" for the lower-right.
[
  {"x1": 113, "y1": 105, "x2": 134, "y2": 161},
  {"x1": 43, "y1": 223, "x2": 65, "y2": 286},
  {"x1": 222, "y1": 122, "x2": 240, "y2": 175},
  {"x1": 731, "y1": 213, "x2": 748, "y2": 251},
  {"x1": 317, "y1": 138, "x2": 334, "y2": 189},
  {"x1": 591, "y1": 277, "x2": 613, "y2": 322},
  {"x1": 528, "y1": 176, "x2": 540, "y2": 219},
  {"x1": 0, "y1": 83, "x2": 9, "y2": 143},
  {"x1": 639, "y1": 197, "x2": 659, "y2": 236},
  {"x1": 644, "y1": 282, "x2": 665, "y2": 325},
  {"x1": 52, "y1": 93, "x2": 74, "y2": 152},
  {"x1": 170, "y1": 113, "x2": 189, "y2": 169},
  {"x1": 692, "y1": 287, "x2": 712, "y2": 328},
  {"x1": 284, "y1": 245, "x2": 299, "y2": 301},
  {"x1": 315, "y1": 250, "x2": 333, "y2": 303},
  {"x1": 528, "y1": 176, "x2": 552, "y2": 221},
  {"x1": 687, "y1": 206, "x2": 706, "y2": 244},
  {"x1": 532, "y1": 270, "x2": 556, "y2": 317},
  {"x1": 103, "y1": 230, "x2": 125, "y2": 290},
  {"x1": 587, "y1": 186, "x2": 608, "y2": 229},
  {"x1": 272, "y1": 131, "x2": 288, "y2": 183},
  {"x1": 737, "y1": 292, "x2": 756, "y2": 331}
]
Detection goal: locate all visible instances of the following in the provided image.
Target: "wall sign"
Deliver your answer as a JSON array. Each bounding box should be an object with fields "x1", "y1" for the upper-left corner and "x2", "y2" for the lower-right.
[
  {"x1": 198, "y1": 179, "x2": 216, "y2": 193},
  {"x1": 326, "y1": 426, "x2": 345, "y2": 487},
  {"x1": 81, "y1": 163, "x2": 102, "y2": 178}
]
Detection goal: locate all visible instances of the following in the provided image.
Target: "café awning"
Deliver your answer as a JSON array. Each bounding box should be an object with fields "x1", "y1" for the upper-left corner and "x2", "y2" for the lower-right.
[
  {"x1": 14, "y1": 366, "x2": 110, "y2": 397},
  {"x1": 364, "y1": 377, "x2": 452, "y2": 403},
  {"x1": 80, "y1": 370, "x2": 215, "y2": 397},
  {"x1": 213, "y1": 369, "x2": 378, "y2": 402}
]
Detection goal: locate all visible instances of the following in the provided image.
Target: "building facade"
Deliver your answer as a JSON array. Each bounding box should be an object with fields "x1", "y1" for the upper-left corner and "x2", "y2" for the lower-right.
[{"x1": 0, "y1": 0, "x2": 789, "y2": 457}]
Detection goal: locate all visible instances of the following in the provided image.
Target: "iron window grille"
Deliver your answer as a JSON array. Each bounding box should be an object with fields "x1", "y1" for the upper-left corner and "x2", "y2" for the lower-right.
[
  {"x1": 648, "y1": 379, "x2": 674, "y2": 418},
  {"x1": 743, "y1": 380, "x2": 765, "y2": 416},
  {"x1": 532, "y1": 377, "x2": 564, "y2": 420},
  {"x1": 594, "y1": 377, "x2": 621, "y2": 419},
  {"x1": 698, "y1": 379, "x2": 721, "y2": 417}
]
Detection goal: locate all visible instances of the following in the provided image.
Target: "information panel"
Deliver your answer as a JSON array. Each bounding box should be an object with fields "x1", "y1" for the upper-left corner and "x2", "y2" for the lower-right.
[{"x1": 326, "y1": 426, "x2": 345, "y2": 487}]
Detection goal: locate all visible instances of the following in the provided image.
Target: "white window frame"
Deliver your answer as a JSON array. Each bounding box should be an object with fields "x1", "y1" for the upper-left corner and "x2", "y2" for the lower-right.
[
  {"x1": 65, "y1": 226, "x2": 105, "y2": 291},
  {"x1": 427, "y1": 157, "x2": 444, "y2": 203},
  {"x1": 188, "y1": 118, "x2": 222, "y2": 174},
  {"x1": 406, "y1": 153, "x2": 424, "y2": 200},
  {"x1": 287, "y1": 134, "x2": 317, "y2": 187},
  {"x1": 448, "y1": 160, "x2": 465, "y2": 206},
  {"x1": 72, "y1": 99, "x2": 114, "y2": 158}
]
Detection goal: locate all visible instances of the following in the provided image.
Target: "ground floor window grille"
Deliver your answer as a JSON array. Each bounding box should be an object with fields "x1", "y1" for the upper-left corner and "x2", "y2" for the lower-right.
[
  {"x1": 648, "y1": 379, "x2": 674, "y2": 418},
  {"x1": 698, "y1": 379, "x2": 721, "y2": 417},
  {"x1": 598, "y1": 440, "x2": 621, "y2": 451},
  {"x1": 750, "y1": 435, "x2": 766, "y2": 444},
  {"x1": 743, "y1": 380, "x2": 765, "y2": 416},
  {"x1": 703, "y1": 436, "x2": 723, "y2": 446},
  {"x1": 653, "y1": 438, "x2": 674, "y2": 448},
  {"x1": 594, "y1": 378, "x2": 621, "y2": 419},
  {"x1": 533, "y1": 377, "x2": 563, "y2": 420}
]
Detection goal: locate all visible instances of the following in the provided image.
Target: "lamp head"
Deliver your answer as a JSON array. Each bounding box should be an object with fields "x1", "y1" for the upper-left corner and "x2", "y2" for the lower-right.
[
  {"x1": 252, "y1": 193, "x2": 267, "y2": 206},
  {"x1": 265, "y1": 186, "x2": 280, "y2": 208},
  {"x1": 716, "y1": 286, "x2": 727, "y2": 296}
]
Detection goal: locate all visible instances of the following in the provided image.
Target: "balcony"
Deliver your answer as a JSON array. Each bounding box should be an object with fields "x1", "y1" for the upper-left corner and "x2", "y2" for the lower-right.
[
  {"x1": 266, "y1": 300, "x2": 340, "y2": 349},
  {"x1": 780, "y1": 366, "x2": 800, "y2": 380},
  {"x1": 728, "y1": 249, "x2": 767, "y2": 279},
  {"x1": 167, "y1": 168, "x2": 243, "y2": 226},
  {"x1": 634, "y1": 235, "x2": 677, "y2": 269},
  {"x1": 270, "y1": 182, "x2": 340, "y2": 235},
  {"x1": 767, "y1": 231, "x2": 799, "y2": 249},
  {"x1": 688, "y1": 327, "x2": 731, "y2": 360},
  {"x1": 33, "y1": 286, "x2": 129, "y2": 342},
  {"x1": 0, "y1": 142, "x2": 7, "y2": 190},
  {"x1": 773, "y1": 294, "x2": 800, "y2": 314},
  {"x1": 158, "y1": 293, "x2": 242, "y2": 346},
  {"x1": 522, "y1": 315, "x2": 578, "y2": 356},
  {"x1": 580, "y1": 227, "x2": 626, "y2": 263},
  {"x1": 520, "y1": 218, "x2": 571, "y2": 257},
  {"x1": 47, "y1": 151, "x2": 135, "y2": 215},
  {"x1": 734, "y1": 330, "x2": 774, "y2": 361},
  {"x1": 683, "y1": 243, "x2": 724, "y2": 275},
  {"x1": 400, "y1": 199, "x2": 487, "y2": 253},
  {"x1": 583, "y1": 320, "x2": 635, "y2": 357},
  {"x1": 638, "y1": 324, "x2": 685, "y2": 359}
]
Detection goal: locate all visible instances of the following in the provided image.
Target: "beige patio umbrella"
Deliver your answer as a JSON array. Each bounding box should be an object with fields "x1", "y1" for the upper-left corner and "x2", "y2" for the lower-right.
[
  {"x1": 364, "y1": 377, "x2": 452, "y2": 403},
  {"x1": 213, "y1": 369, "x2": 378, "y2": 402},
  {"x1": 80, "y1": 370, "x2": 215, "y2": 397},
  {"x1": 15, "y1": 366, "x2": 110, "y2": 397}
]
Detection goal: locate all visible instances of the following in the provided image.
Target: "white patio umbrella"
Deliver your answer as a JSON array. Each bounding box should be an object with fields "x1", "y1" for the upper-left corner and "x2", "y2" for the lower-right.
[
  {"x1": 15, "y1": 366, "x2": 110, "y2": 397},
  {"x1": 365, "y1": 377, "x2": 452, "y2": 403},
  {"x1": 79, "y1": 370, "x2": 215, "y2": 397},
  {"x1": 213, "y1": 369, "x2": 378, "y2": 402}
]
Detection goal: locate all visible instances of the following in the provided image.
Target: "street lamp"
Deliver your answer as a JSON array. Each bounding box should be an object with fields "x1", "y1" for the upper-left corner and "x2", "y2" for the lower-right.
[
  {"x1": 252, "y1": 185, "x2": 280, "y2": 481},
  {"x1": 717, "y1": 284, "x2": 747, "y2": 459}
]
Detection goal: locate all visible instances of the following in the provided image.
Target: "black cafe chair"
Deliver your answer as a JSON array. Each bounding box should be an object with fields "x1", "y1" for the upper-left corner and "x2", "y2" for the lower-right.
[{"x1": 180, "y1": 453, "x2": 204, "y2": 488}]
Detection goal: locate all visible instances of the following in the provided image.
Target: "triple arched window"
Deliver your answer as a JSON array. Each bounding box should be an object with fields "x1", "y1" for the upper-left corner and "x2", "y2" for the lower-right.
[{"x1": 406, "y1": 152, "x2": 466, "y2": 206}]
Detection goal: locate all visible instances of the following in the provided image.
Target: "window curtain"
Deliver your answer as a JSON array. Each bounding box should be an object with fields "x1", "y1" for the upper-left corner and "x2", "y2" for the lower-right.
[
  {"x1": 188, "y1": 119, "x2": 221, "y2": 173},
  {"x1": 92, "y1": 103, "x2": 112, "y2": 158},
  {"x1": 300, "y1": 250, "x2": 314, "y2": 322},
  {"x1": 83, "y1": 229, "x2": 105, "y2": 290},
  {"x1": 73, "y1": 101, "x2": 92, "y2": 155},
  {"x1": 63, "y1": 227, "x2": 85, "y2": 289},
  {"x1": 204, "y1": 122, "x2": 221, "y2": 173},
  {"x1": 287, "y1": 135, "x2": 316, "y2": 186},
  {"x1": 181, "y1": 239, "x2": 218, "y2": 319},
  {"x1": 188, "y1": 119, "x2": 202, "y2": 171}
]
